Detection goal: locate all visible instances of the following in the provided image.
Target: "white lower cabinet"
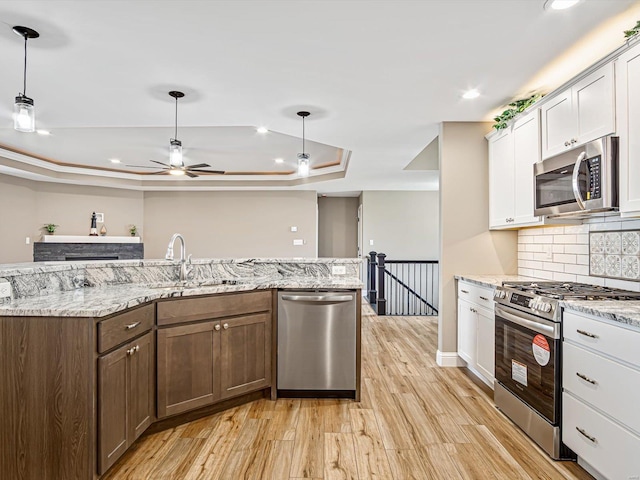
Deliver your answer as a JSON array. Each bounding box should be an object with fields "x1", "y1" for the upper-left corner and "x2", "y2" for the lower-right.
[
  {"x1": 562, "y1": 309, "x2": 640, "y2": 480},
  {"x1": 457, "y1": 280, "x2": 495, "y2": 388}
]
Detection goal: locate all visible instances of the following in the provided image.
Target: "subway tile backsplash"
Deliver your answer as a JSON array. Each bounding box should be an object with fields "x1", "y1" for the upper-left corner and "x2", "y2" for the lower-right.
[{"x1": 517, "y1": 218, "x2": 640, "y2": 292}]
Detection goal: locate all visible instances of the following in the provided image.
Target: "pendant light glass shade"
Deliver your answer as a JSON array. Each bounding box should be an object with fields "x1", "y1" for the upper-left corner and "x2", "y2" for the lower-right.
[
  {"x1": 297, "y1": 153, "x2": 310, "y2": 177},
  {"x1": 169, "y1": 139, "x2": 183, "y2": 166},
  {"x1": 14, "y1": 94, "x2": 35, "y2": 132},
  {"x1": 12, "y1": 26, "x2": 39, "y2": 133}
]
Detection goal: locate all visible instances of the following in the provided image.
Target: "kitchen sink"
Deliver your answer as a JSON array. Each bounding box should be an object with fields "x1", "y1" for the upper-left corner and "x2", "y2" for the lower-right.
[{"x1": 146, "y1": 279, "x2": 243, "y2": 290}]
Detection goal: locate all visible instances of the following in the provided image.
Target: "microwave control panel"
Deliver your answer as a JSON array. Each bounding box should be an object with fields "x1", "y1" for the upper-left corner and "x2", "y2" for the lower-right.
[{"x1": 586, "y1": 155, "x2": 601, "y2": 200}]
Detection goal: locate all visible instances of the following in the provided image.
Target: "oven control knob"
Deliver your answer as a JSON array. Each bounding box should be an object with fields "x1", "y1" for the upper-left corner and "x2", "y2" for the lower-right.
[
  {"x1": 495, "y1": 290, "x2": 506, "y2": 299},
  {"x1": 541, "y1": 303, "x2": 552, "y2": 313},
  {"x1": 528, "y1": 299, "x2": 535, "y2": 309}
]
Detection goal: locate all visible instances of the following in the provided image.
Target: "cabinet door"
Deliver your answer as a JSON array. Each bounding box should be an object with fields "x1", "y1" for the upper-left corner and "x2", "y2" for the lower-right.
[
  {"x1": 457, "y1": 298, "x2": 477, "y2": 366},
  {"x1": 512, "y1": 110, "x2": 542, "y2": 226},
  {"x1": 129, "y1": 331, "x2": 154, "y2": 442},
  {"x1": 616, "y1": 43, "x2": 640, "y2": 215},
  {"x1": 157, "y1": 322, "x2": 220, "y2": 418},
  {"x1": 574, "y1": 63, "x2": 615, "y2": 145},
  {"x1": 541, "y1": 90, "x2": 575, "y2": 159},
  {"x1": 220, "y1": 313, "x2": 271, "y2": 399},
  {"x1": 98, "y1": 345, "x2": 128, "y2": 475},
  {"x1": 475, "y1": 306, "x2": 495, "y2": 385},
  {"x1": 488, "y1": 129, "x2": 515, "y2": 228}
]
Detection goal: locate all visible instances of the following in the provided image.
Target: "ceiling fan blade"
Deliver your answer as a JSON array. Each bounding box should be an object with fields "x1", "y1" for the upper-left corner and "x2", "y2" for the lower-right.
[
  {"x1": 150, "y1": 170, "x2": 168, "y2": 175},
  {"x1": 150, "y1": 160, "x2": 171, "y2": 167},
  {"x1": 188, "y1": 169, "x2": 226, "y2": 175},
  {"x1": 185, "y1": 171, "x2": 199, "y2": 178},
  {"x1": 186, "y1": 163, "x2": 210, "y2": 169},
  {"x1": 125, "y1": 164, "x2": 163, "y2": 169}
]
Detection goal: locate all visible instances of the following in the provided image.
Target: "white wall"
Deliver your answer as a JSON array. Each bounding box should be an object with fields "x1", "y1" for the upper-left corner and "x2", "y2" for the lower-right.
[
  {"x1": 317, "y1": 197, "x2": 359, "y2": 258},
  {"x1": 361, "y1": 191, "x2": 439, "y2": 260}
]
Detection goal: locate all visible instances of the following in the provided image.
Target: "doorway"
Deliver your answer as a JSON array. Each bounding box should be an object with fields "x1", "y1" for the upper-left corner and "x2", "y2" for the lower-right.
[{"x1": 317, "y1": 196, "x2": 359, "y2": 258}]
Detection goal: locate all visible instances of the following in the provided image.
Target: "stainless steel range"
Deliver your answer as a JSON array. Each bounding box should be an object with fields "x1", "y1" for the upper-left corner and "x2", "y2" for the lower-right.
[{"x1": 493, "y1": 281, "x2": 640, "y2": 460}]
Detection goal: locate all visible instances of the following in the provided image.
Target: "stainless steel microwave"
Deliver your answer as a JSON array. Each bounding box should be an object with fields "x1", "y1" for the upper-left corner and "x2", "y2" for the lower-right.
[{"x1": 534, "y1": 136, "x2": 618, "y2": 218}]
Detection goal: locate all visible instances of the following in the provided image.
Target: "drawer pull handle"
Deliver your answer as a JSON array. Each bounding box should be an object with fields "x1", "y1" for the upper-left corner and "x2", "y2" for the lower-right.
[
  {"x1": 125, "y1": 322, "x2": 141, "y2": 330},
  {"x1": 479, "y1": 296, "x2": 489, "y2": 301},
  {"x1": 576, "y1": 372, "x2": 597, "y2": 385},
  {"x1": 576, "y1": 329, "x2": 599, "y2": 339},
  {"x1": 461, "y1": 289, "x2": 469, "y2": 294},
  {"x1": 576, "y1": 427, "x2": 597, "y2": 443}
]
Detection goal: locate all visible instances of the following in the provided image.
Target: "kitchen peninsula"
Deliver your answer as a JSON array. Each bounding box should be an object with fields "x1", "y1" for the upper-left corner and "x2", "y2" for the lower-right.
[{"x1": 0, "y1": 257, "x2": 362, "y2": 479}]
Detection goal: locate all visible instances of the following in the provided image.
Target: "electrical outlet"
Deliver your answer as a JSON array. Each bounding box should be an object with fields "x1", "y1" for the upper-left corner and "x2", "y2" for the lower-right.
[
  {"x1": 25, "y1": 237, "x2": 30, "y2": 244},
  {"x1": 290, "y1": 226, "x2": 298, "y2": 232},
  {"x1": 369, "y1": 239, "x2": 374, "y2": 246},
  {"x1": 332, "y1": 265, "x2": 346, "y2": 275},
  {"x1": 0, "y1": 281, "x2": 12, "y2": 298},
  {"x1": 293, "y1": 239, "x2": 304, "y2": 246},
  {"x1": 543, "y1": 245, "x2": 553, "y2": 260}
]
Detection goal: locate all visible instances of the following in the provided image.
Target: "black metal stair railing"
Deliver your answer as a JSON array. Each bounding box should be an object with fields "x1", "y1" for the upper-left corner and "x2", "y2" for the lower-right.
[{"x1": 366, "y1": 251, "x2": 439, "y2": 316}]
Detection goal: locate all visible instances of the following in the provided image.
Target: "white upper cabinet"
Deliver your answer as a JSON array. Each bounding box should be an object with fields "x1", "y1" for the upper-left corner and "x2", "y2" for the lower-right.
[
  {"x1": 616, "y1": 42, "x2": 640, "y2": 216},
  {"x1": 488, "y1": 110, "x2": 542, "y2": 229},
  {"x1": 541, "y1": 63, "x2": 615, "y2": 160}
]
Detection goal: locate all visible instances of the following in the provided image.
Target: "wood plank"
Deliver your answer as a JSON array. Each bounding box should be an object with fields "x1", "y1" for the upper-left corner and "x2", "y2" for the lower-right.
[
  {"x1": 290, "y1": 400, "x2": 324, "y2": 478},
  {"x1": 324, "y1": 433, "x2": 359, "y2": 480}
]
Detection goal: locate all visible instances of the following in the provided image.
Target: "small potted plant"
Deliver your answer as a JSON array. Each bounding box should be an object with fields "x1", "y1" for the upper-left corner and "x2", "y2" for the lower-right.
[
  {"x1": 129, "y1": 225, "x2": 138, "y2": 237},
  {"x1": 43, "y1": 223, "x2": 58, "y2": 235}
]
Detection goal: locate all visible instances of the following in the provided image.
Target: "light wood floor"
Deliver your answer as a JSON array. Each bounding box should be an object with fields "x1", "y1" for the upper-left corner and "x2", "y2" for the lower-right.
[{"x1": 104, "y1": 304, "x2": 593, "y2": 480}]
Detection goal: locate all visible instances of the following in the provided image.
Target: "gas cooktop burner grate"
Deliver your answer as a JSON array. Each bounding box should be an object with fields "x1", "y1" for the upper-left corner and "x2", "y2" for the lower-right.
[{"x1": 501, "y1": 281, "x2": 640, "y2": 300}]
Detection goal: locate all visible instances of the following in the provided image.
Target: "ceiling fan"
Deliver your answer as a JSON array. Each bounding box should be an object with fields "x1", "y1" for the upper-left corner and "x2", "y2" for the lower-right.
[{"x1": 127, "y1": 91, "x2": 225, "y2": 178}]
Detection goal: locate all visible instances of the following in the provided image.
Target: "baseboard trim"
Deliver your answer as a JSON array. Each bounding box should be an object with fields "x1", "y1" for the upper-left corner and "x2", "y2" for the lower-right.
[{"x1": 436, "y1": 350, "x2": 467, "y2": 367}]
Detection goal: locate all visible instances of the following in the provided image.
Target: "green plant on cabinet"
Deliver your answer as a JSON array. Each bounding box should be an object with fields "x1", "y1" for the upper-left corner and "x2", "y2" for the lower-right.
[
  {"x1": 43, "y1": 223, "x2": 58, "y2": 234},
  {"x1": 492, "y1": 93, "x2": 542, "y2": 130}
]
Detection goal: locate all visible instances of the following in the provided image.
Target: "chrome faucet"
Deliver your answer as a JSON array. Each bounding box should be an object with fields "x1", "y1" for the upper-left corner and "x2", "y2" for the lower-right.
[{"x1": 165, "y1": 233, "x2": 192, "y2": 282}]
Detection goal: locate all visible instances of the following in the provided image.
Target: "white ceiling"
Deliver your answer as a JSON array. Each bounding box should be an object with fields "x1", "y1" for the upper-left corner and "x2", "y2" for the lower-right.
[{"x1": 0, "y1": 0, "x2": 638, "y2": 193}]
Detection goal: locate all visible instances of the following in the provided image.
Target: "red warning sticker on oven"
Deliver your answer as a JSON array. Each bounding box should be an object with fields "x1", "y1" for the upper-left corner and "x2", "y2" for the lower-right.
[{"x1": 532, "y1": 334, "x2": 550, "y2": 366}]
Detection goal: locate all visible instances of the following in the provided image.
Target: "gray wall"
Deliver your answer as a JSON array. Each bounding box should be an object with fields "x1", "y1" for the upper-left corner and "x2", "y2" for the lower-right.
[
  {"x1": 361, "y1": 191, "x2": 439, "y2": 260},
  {"x1": 317, "y1": 197, "x2": 358, "y2": 258},
  {"x1": 0, "y1": 174, "x2": 144, "y2": 264},
  {"x1": 438, "y1": 122, "x2": 518, "y2": 360},
  {"x1": 0, "y1": 174, "x2": 318, "y2": 263},
  {"x1": 143, "y1": 190, "x2": 317, "y2": 259}
]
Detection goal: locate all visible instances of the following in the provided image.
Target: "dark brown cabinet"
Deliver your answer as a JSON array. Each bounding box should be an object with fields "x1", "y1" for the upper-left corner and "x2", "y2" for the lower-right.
[
  {"x1": 156, "y1": 291, "x2": 272, "y2": 419},
  {"x1": 157, "y1": 321, "x2": 221, "y2": 418},
  {"x1": 98, "y1": 331, "x2": 154, "y2": 475},
  {"x1": 220, "y1": 313, "x2": 271, "y2": 399}
]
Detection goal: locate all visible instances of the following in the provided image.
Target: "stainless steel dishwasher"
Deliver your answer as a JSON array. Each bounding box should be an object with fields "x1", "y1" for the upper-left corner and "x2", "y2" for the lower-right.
[{"x1": 277, "y1": 290, "x2": 356, "y2": 396}]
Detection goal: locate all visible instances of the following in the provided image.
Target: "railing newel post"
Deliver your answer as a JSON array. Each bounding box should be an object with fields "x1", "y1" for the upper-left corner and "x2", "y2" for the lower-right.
[
  {"x1": 376, "y1": 253, "x2": 387, "y2": 315},
  {"x1": 368, "y1": 251, "x2": 377, "y2": 305}
]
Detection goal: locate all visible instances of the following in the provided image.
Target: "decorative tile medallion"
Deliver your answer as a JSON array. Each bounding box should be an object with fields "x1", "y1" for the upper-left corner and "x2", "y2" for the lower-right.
[{"x1": 590, "y1": 230, "x2": 640, "y2": 281}]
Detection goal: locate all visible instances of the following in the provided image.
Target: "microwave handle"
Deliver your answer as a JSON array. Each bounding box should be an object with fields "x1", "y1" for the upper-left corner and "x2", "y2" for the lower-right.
[{"x1": 572, "y1": 151, "x2": 587, "y2": 210}]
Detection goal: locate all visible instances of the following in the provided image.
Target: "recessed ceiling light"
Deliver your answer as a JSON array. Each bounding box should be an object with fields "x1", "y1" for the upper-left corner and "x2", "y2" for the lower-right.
[
  {"x1": 257, "y1": 126, "x2": 269, "y2": 134},
  {"x1": 463, "y1": 89, "x2": 480, "y2": 99},
  {"x1": 274, "y1": 158, "x2": 284, "y2": 164},
  {"x1": 544, "y1": 0, "x2": 580, "y2": 10},
  {"x1": 109, "y1": 158, "x2": 121, "y2": 164},
  {"x1": 36, "y1": 129, "x2": 50, "y2": 135}
]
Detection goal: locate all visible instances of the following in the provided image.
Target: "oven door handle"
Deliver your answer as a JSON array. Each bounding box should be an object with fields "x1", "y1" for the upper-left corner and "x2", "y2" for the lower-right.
[
  {"x1": 495, "y1": 305, "x2": 561, "y2": 339},
  {"x1": 571, "y1": 151, "x2": 587, "y2": 210}
]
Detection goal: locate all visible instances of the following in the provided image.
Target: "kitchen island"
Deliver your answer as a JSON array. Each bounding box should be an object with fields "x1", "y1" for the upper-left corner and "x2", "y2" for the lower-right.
[{"x1": 0, "y1": 258, "x2": 363, "y2": 480}]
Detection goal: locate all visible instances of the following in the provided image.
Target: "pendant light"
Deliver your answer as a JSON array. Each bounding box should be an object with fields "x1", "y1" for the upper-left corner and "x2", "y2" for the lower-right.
[
  {"x1": 297, "y1": 111, "x2": 311, "y2": 177},
  {"x1": 168, "y1": 91, "x2": 185, "y2": 167},
  {"x1": 12, "y1": 26, "x2": 40, "y2": 133}
]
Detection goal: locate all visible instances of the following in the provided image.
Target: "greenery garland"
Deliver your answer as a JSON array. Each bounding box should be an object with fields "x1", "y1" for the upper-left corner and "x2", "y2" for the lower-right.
[
  {"x1": 492, "y1": 93, "x2": 542, "y2": 130},
  {"x1": 624, "y1": 20, "x2": 640, "y2": 40}
]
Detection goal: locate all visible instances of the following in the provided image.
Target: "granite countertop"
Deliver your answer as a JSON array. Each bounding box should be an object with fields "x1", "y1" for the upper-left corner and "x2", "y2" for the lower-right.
[
  {"x1": 454, "y1": 274, "x2": 540, "y2": 289},
  {"x1": 455, "y1": 274, "x2": 640, "y2": 330},
  {"x1": 0, "y1": 277, "x2": 363, "y2": 318}
]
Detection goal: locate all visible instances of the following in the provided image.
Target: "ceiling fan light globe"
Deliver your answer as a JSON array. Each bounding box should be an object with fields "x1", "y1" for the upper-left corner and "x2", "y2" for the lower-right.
[
  {"x1": 168, "y1": 168, "x2": 185, "y2": 176},
  {"x1": 14, "y1": 95, "x2": 35, "y2": 133}
]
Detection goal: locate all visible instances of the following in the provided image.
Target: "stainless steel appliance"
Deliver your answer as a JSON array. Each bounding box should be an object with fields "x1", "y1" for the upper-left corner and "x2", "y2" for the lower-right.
[
  {"x1": 534, "y1": 135, "x2": 618, "y2": 218},
  {"x1": 277, "y1": 290, "x2": 356, "y2": 396},
  {"x1": 493, "y1": 281, "x2": 640, "y2": 459}
]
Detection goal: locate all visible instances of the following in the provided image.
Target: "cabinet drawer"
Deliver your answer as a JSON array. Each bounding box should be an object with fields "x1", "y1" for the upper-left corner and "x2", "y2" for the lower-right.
[
  {"x1": 157, "y1": 290, "x2": 272, "y2": 325},
  {"x1": 98, "y1": 304, "x2": 154, "y2": 353},
  {"x1": 563, "y1": 342, "x2": 640, "y2": 434},
  {"x1": 457, "y1": 281, "x2": 495, "y2": 310},
  {"x1": 563, "y1": 310, "x2": 640, "y2": 368},
  {"x1": 563, "y1": 392, "x2": 640, "y2": 480}
]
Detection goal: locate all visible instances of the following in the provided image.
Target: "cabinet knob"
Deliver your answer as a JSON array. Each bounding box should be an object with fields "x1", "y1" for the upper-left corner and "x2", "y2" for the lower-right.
[
  {"x1": 135, "y1": 345, "x2": 140, "y2": 353},
  {"x1": 127, "y1": 347, "x2": 134, "y2": 356},
  {"x1": 571, "y1": 138, "x2": 577, "y2": 144},
  {"x1": 564, "y1": 141, "x2": 570, "y2": 147},
  {"x1": 214, "y1": 324, "x2": 221, "y2": 331},
  {"x1": 223, "y1": 323, "x2": 229, "y2": 330}
]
